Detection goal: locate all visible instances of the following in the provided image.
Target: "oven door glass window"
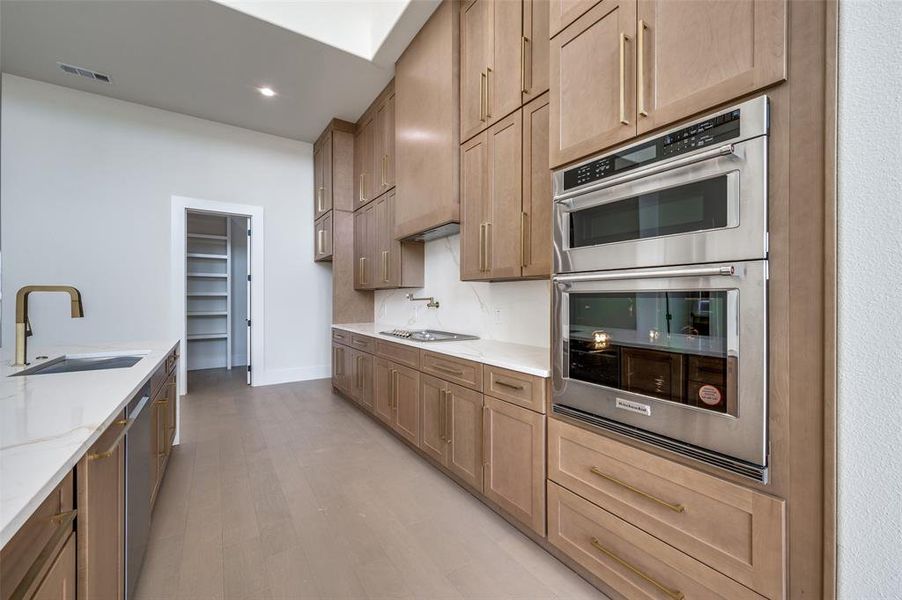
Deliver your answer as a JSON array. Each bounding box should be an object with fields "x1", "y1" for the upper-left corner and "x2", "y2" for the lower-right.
[
  {"x1": 570, "y1": 176, "x2": 730, "y2": 249},
  {"x1": 568, "y1": 290, "x2": 737, "y2": 415}
]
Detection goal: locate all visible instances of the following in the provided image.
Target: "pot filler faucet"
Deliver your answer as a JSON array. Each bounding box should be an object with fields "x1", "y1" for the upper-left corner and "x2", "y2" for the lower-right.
[
  {"x1": 406, "y1": 293, "x2": 440, "y2": 309},
  {"x1": 14, "y1": 285, "x2": 84, "y2": 366}
]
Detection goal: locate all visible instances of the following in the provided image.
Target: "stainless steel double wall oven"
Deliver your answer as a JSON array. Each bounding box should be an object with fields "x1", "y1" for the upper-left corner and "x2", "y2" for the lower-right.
[{"x1": 552, "y1": 96, "x2": 770, "y2": 480}]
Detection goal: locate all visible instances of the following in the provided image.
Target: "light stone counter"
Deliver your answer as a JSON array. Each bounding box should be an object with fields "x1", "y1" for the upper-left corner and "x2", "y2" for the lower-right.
[
  {"x1": 332, "y1": 323, "x2": 550, "y2": 377},
  {"x1": 0, "y1": 339, "x2": 178, "y2": 549}
]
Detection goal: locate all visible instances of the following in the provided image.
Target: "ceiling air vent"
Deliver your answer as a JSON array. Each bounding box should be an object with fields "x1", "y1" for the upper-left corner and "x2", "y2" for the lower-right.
[{"x1": 57, "y1": 62, "x2": 112, "y2": 84}]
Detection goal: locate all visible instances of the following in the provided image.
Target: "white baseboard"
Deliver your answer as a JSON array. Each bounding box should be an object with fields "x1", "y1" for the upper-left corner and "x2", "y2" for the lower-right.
[{"x1": 254, "y1": 364, "x2": 331, "y2": 387}]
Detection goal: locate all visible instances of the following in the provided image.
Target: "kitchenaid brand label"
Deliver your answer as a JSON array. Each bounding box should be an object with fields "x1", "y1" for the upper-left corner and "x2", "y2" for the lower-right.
[
  {"x1": 698, "y1": 385, "x2": 723, "y2": 406},
  {"x1": 615, "y1": 398, "x2": 651, "y2": 416}
]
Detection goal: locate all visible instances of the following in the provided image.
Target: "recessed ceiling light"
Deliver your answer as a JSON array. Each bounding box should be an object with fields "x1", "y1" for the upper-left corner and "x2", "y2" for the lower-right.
[{"x1": 257, "y1": 87, "x2": 276, "y2": 97}]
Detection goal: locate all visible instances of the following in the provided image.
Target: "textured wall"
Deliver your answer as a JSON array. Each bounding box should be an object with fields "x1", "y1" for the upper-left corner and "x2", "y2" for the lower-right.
[{"x1": 837, "y1": 2, "x2": 902, "y2": 596}]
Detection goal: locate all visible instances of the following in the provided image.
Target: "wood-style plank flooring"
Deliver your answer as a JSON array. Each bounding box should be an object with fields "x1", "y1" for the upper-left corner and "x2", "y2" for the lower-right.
[{"x1": 134, "y1": 368, "x2": 607, "y2": 600}]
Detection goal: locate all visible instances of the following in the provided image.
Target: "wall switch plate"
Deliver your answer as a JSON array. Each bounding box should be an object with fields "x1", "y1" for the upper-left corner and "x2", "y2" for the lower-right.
[{"x1": 494, "y1": 307, "x2": 504, "y2": 325}]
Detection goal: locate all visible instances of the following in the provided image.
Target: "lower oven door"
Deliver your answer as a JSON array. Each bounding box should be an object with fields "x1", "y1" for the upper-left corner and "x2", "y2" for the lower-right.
[{"x1": 552, "y1": 261, "x2": 767, "y2": 475}]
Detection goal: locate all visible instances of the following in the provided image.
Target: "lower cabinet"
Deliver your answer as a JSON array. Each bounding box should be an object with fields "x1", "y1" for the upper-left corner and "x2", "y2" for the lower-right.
[
  {"x1": 77, "y1": 413, "x2": 126, "y2": 600},
  {"x1": 314, "y1": 211, "x2": 333, "y2": 262},
  {"x1": 373, "y1": 356, "x2": 420, "y2": 444},
  {"x1": 31, "y1": 532, "x2": 76, "y2": 600},
  {"x1": 419, "y1": 374, "x2": 484, "y2": 492},
  {"x1": 150, "y1": 370, "x2": 177, "y2": 508}
]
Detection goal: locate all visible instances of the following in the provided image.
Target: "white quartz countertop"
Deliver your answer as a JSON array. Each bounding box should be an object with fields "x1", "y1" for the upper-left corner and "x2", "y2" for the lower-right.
[
  {"x1": 0, "y1": 339, "x2": 178, "y2": 549},
  {"x1": 332, "y1": 323, "x2": 550, "y2": 378}
]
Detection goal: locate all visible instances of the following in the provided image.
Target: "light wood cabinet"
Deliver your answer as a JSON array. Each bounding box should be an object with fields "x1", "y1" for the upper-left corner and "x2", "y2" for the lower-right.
[
  {"x1": 77, "y1": 413, "x2": 126, "y2": 600},
  {"x1": 522, "y1": 0, "x2": 550, "y2": 104},
  {"x1": 313, "y1": 119, "x2": 355, "y2": 215},
  {"x1": 394, "y1": 0, "x2": 460, "y2": 240},
  {"x1": 151, "y1": 369, "x2": 176, "y2": 508},
  {"x1": 373, "y1": 356, "x2": 419, "y2": 445},
  {"x1": 636, "y1": 0, "x2": 786, "y2": 134},
  {"x1": 332, "y1": 341, "x2": 353, "y2": 394},
  {"x1": 31, "y1": 532, "x2": 76, "y2": 600},
  {"x1": 314, "y1": 212, "x2": 333, "y2": 262},
  {"x1": 419, "y1": 375, "x2": 485, "y2": 491},
  {"x1": 460, "y1": 0, "x2": 532, "y2": 142},
  {"x1": 461, "y1": 98, "x2": 550, "y2": 281},
  {"x1": 313, "y1": 130, "x2": 333, "y2": 219},
  {"x1": 354, "y1": 116, "x2": 376, "y2": 208},
  {"x1": 420, "y1": 350, "x2": 483, "y2": 392},
  {"x1": 550, "y1": 0, "x2": 636, "y2": 167},
  {"x1": 374, "y1": 90, "x2": 396, "y2": 196},
  {"x1": 374, "y1": 357, "x2": 394, "y2": 425},
  {"x1": 372, "y1": 191, "x2": 424, "y2": 289},
  {"x1": 482, "y1": 395, "x2": 545, "y2": 535},
  {"x1": 353, "y1": 203, "x2": 376, "y2": 290},
  {"x1": 549, "y1": 0, "x2": 601, "y2": 38}
]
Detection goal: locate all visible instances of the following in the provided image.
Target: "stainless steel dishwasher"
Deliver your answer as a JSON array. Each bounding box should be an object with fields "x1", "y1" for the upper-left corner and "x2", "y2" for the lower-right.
[{"x1": 125, "y1": 385, "x2": 152, "y2": 600}]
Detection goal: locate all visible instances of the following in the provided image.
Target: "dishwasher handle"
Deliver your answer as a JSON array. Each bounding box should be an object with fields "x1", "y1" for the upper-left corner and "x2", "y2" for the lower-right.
[{"x1": 88, "y1": 395, "x2": 149, "y2": 461}]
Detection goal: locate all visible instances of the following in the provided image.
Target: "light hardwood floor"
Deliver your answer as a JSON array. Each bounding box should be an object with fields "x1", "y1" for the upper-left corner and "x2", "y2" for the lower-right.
[{"x1": 134, "y1": 368, "x2": 607, "y2": 600}]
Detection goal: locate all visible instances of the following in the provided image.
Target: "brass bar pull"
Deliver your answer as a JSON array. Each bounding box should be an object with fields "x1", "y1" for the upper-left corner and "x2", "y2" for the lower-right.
[
  {"x1": 445, "y1": 391, "x2": 452, "y2": 444},
  {"x1": 619, "y1": 33, "x2": 630, "y2": 125},
  {"x1": 495, "y1": 378, "x2": 525, "y2": 391},
  {"x1": 359, "y1": 173, "x2": 365, "y2": 203},
  {"x1": 486, "y1": 66, "x2": 493, "y2": 117},
  {"x1": 520, "y1": 212, "x2": 529, "y2": 268},
  {"x1": 482, "y1": 405, "x2": 490, "y2": 465},
  {"x1": 484, "y1": 222, "x2": 491, "y2": 272},
  {"x1": 9, "y1": 509, "x2": 78, "y2": 600},
  {"x1": 392, "y1": 370, "x2": 399, "y2": 410},
  {"x1": 478, "y1": 223, "x2": 486, "y2": 272},
  {"x1": 382, "y1": 250, "x2": 389, "y2": 283},
  {"x1": 358, "y1": 257, "x2": 364, "y2": 284},
  {"x1": 439, "y1": 390, "x2": 446, "y2": 441},
  {"x1": 432, "y1": 363, "x2": 464, "y2": 376},
  {"x1": 521, "y1": 36, "x2": 529, "y2": 93},
  {"x1": 480, "y1": 71, "x2": 487, "y2": 122},
  {"x1": 590, "y1": 466, "x2": 685, "y2": 513},
  {"x1": 317, "y1": 229, "x2": 323, "y2": 255},
  {"x1": 589, "y1": 537, "x2": 684, "y2": 600},
  {"x1": 89, "y1": 406, "x2": 142, "y2": 461},
  {"x1": 638, "y1": 20, "x2": 648, "y2": 117}
]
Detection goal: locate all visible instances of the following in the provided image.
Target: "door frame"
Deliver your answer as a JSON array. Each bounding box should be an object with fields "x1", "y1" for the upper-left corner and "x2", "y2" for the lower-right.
[{"x1": 170, "y1": 195, "x2": 265, "y2": 404}]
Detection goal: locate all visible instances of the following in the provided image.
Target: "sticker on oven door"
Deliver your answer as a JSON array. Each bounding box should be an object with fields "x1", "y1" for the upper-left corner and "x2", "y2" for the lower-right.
[
  {"x1": 698, "y1": 385, "x2": 723, "y2": 406},
  {"x1": 615, "y1": 398, "x2": 651, "y2": 416}
]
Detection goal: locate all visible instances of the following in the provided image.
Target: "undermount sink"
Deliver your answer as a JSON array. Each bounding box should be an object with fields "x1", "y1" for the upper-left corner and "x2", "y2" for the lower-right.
[
  {"x1": 10, "y1": 353, "x2": 146, "y2": 377},
  {"x1": 379, "y1": 329, "x2": 479, "y2": 342}
]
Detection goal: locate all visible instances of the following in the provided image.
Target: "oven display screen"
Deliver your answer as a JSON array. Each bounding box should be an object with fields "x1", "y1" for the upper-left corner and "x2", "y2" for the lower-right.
[{"x1": 614, "y1": 145, "x2": 657, "y2": 170}]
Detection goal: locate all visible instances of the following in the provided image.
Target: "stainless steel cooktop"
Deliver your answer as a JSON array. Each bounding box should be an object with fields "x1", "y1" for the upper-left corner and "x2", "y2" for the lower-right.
[{"x1": 379, "y1": 329, "x2": 479, "y2": 342}]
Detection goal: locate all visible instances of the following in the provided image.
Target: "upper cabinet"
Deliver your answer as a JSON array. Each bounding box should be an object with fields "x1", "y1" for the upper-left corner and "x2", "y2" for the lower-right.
[
  {"x1": 354, "y1": 115, "x2": 376, "y2": 208},
  {"x1": 550, "y1": 0, "x2": 786, "y2": 167},
  {"x1": 313, "y1": 119, "x2": 355, "y2": 216},
  {"x1": 375, "y1": 91, "x2": 396, "y2": 193},
  {"x1": 394, "y1": 0, "x2": 461, "y2": 240},
  {"x1": 356, "y1": 81, "x2": 397, "y2": 209},
  {"x1": 635, "y1": 0, "x2": 786, "y2": 134},
  {"x1": 461, "y1": 0, "x2": 550, "y2": 143}
]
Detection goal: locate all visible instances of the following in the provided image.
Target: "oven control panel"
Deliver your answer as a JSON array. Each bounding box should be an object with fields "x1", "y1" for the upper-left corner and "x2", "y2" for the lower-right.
[{"x1": 562, "y1": 107, "x2": 745, "y2": 192}]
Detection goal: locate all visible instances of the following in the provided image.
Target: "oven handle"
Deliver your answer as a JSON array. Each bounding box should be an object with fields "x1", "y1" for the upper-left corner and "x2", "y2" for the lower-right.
[
  {"x1": 555, "y1": 143, "x2": 736, "y2": 204},
  {"x1": 553, "y1": 265, "x2": 735, "y2": 286}
]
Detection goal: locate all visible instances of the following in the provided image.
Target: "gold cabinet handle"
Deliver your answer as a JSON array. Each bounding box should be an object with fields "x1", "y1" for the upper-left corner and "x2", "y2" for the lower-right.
[
  {"x1": 88, "y1": 410, "x2": 139, "y2": 460},
  {"x1": 520, "y1": 212, "x2": 529, "y2": 268},
  {"x1": 382, "y1": 155, "x2": 387, "y2": 187},
  {"x1": 382, "y1": 250, "x2": 389, "y2": 283},
  {"x1": 589, "y1": 466, "x2": 685, "y2": 513},
  {"x1": 445, "y1": 390, "x2": 452, "y2": 444},
  {"x1": 439, "y1": 389, "x2": 446, "y2": 441},
  {"x1": 482, "y1": 405, "x2": 490, "y2": 466},
  {"x1": 317, "y1": 186, "x2": 324, "y2": 212},
  {"x1": 484, "y1": 222, "x2": 491, "y2": 272},
  {"x1": 432, "y1": 363, "x2": 464, "y2": 376},
  {"x1": 589, "y1": 537, "x2": 684, "y2": 600},
  {"x1": 521, "y1": 35, "x2": 529, "y2": 93},
  {"x1": 619, "y1": 33, "x2": 630, "y2": 125},
  {"x1": 356, "y1": 355, "x2": 363, "y2": 389},
  {"x1": 391, "y1": 369, "x2": 399, "y2": 410},
  {"x1": 480, "y1": 70, "x2": 487, "y2": 122},
  {"x1": 485, "y1": 66, "x2": 492, "y2": 118},
  {"x1": 638, "y1": 20, "x2": 648, "y2": 117},
  {"x1": 478, "y1": 223, "x2": 486, "y2": 272},
  {"x1": 494, "y1": 378, "x2": 525, "y2": 391}
]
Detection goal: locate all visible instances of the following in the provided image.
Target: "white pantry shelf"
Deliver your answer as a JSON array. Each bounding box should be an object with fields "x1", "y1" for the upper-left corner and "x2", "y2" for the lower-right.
[
  {"x1": 187, "y1": 272, "x2": 228, "y2": 278},
  {"x1": 188, "y1": 233, "x2": 228, "y2": 240},
  {"x1": 187, "y1": 311, "x2": 229, "y2": 317},
  {"x1": 186, "y1": 292, "x2": 228, "y2": 297},
  {"x1": 187, "y1": 333, "x2": 228, "y2": 341},
  {"x1": 187, "y1": 252, "x2": 228, "y2": 260}
]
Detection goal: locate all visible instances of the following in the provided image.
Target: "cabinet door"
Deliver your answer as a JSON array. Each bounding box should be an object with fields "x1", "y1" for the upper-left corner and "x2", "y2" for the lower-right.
[
  {"x1": 314, "y1": 212, "x2": 333, "y2": 262},
  {"x1": 358, "y1": 351, "x2": 375, "y2": 411},
  {"x1": 322, "y1": 131, "x2": 334, "y2": 214},
  {"x1": 313, "y1": 142, "x2": 325, "y2": 219},
  {"x1": 356, "y1": 118, "x2": 376, "y2": 207},
  {"x1": 392, "y1": 363, "x2": 420, "y2": 446},
  {"x1": 460, "y1": 130, "x2": 489, "y2": 281},
  {"x1": 486, "y1": 111, "x2": 523, "y2": 279},
  {"x1": 550, "y1": 0, "x2": 636, "y2": 167},
  {"x1": 522, "y1": 0, "x2": 550, "y2": 104},
  {"x1": 353, "y1": 205, "x2": 375, "y2": 289},
  {"x1": 382, "y1": 93, "x2": 396, "y2": 190},
  {"x1": 521, "y1": 94, "x2": 551, "y2": 277},
  {"x1": 373, "y1": 357, "x2": 394, "y2": 425},
  {"x1": 332, "y1": 342, "x2": 350, "y2": 392},
  {"x1": 353, "y1": 128, "x2": 364, "y2": 207},
  {"x1": 167, "y1": 375, "x2": 177, "y2": 450},
  {"x1": 373, "y1": 194, "x2": 391, "y2": 288},
  {"x1": 419, "y1": 374, "x2": 449, "y2": 465},
  {"x1": 549, "y1": 0, "x2": 601, "y2": 38},
  {"x1": 461, "y1": 0, "x2": 491, "y2": 142},
  {"x1": 447, "y1": 383, "x2": 484, "y2": 492},
  {"x1": 637, "y1": 0, "x2": 785, "y2": 134},
  {"x1": 483, "y1": 396, "x2": 546, "y2": 535},
  {"x1": 32, "y1": 533, "x2": 76, "y2": 600},
  {"x1": 487, "y1": 0, "x2": 523, "y2": 126},
  {"x1": 78, "y1": 414, "x2": 125, "y2": 600}
]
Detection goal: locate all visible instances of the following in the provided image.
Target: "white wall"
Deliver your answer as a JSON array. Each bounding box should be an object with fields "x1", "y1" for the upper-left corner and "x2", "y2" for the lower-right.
[
  {"x1": 0, "y1": 74, "x2": 333, "y2": 385},
  {"x1": 836, "y1": 2, "x2": 902, "y2": 597},
  {"x1": 374, "y1": 235, "x2": 550, "y2": 348}
]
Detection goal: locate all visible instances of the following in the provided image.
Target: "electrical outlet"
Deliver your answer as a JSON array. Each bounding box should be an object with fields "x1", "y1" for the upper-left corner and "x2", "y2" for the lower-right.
[{"x1": 494, "y1": 307, "x2": 504, "y2": 325}]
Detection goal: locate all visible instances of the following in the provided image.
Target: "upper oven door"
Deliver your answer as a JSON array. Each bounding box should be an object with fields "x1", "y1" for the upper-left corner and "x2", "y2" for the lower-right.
[
  {"x1": 552, "y1": 261, "x2": 767, "y2": 468},
  {"x1": 554, "y1": 135, "x2": 767, "y2": 274}
]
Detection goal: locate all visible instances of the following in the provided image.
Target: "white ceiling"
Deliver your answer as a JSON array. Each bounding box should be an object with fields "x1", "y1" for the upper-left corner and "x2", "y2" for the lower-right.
[{"x1": 0, "y1": 0, "x2": 441, "y2": 142}]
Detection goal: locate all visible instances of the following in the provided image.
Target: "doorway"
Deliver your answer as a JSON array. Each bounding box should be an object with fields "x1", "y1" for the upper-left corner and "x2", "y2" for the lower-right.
[{"x1": 184, "y1": 212, "x2": 251, "y2": 381}]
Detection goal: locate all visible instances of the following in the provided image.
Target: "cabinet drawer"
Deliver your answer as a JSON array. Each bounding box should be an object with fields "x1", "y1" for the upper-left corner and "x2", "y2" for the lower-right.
[
  {"x1": 149, "y1": 362, "x2": 167, "y2": 400},
  {"x1": 331, "y1": 328, "x2": 351, "y2": 345},
  {"x1": 376, "y1": 340, "x2": 419, "y2": 369},
  {"x1": 548, "y1": 419, "x2": 785, "y2": 599},
  {"x1": 0, "y1": 471, "x2": 75, "y2": 600},
  {"x1": 420, "y1": 351, "x2": 483, "y2": 391},
  {"x1": 483, "y1": 365, "x2": 546, "y2": 413},
  {"x1": 350, "y1": 333, "x2": 376, "y2": 354},
  {"x1": 548, "y1": 482, "x2": 766, "y2": 600}
]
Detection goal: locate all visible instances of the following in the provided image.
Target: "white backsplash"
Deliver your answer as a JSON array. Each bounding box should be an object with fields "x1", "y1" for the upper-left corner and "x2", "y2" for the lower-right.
[{"x1": 374, "y1": 234, "x2": 550, "y2": 348}]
